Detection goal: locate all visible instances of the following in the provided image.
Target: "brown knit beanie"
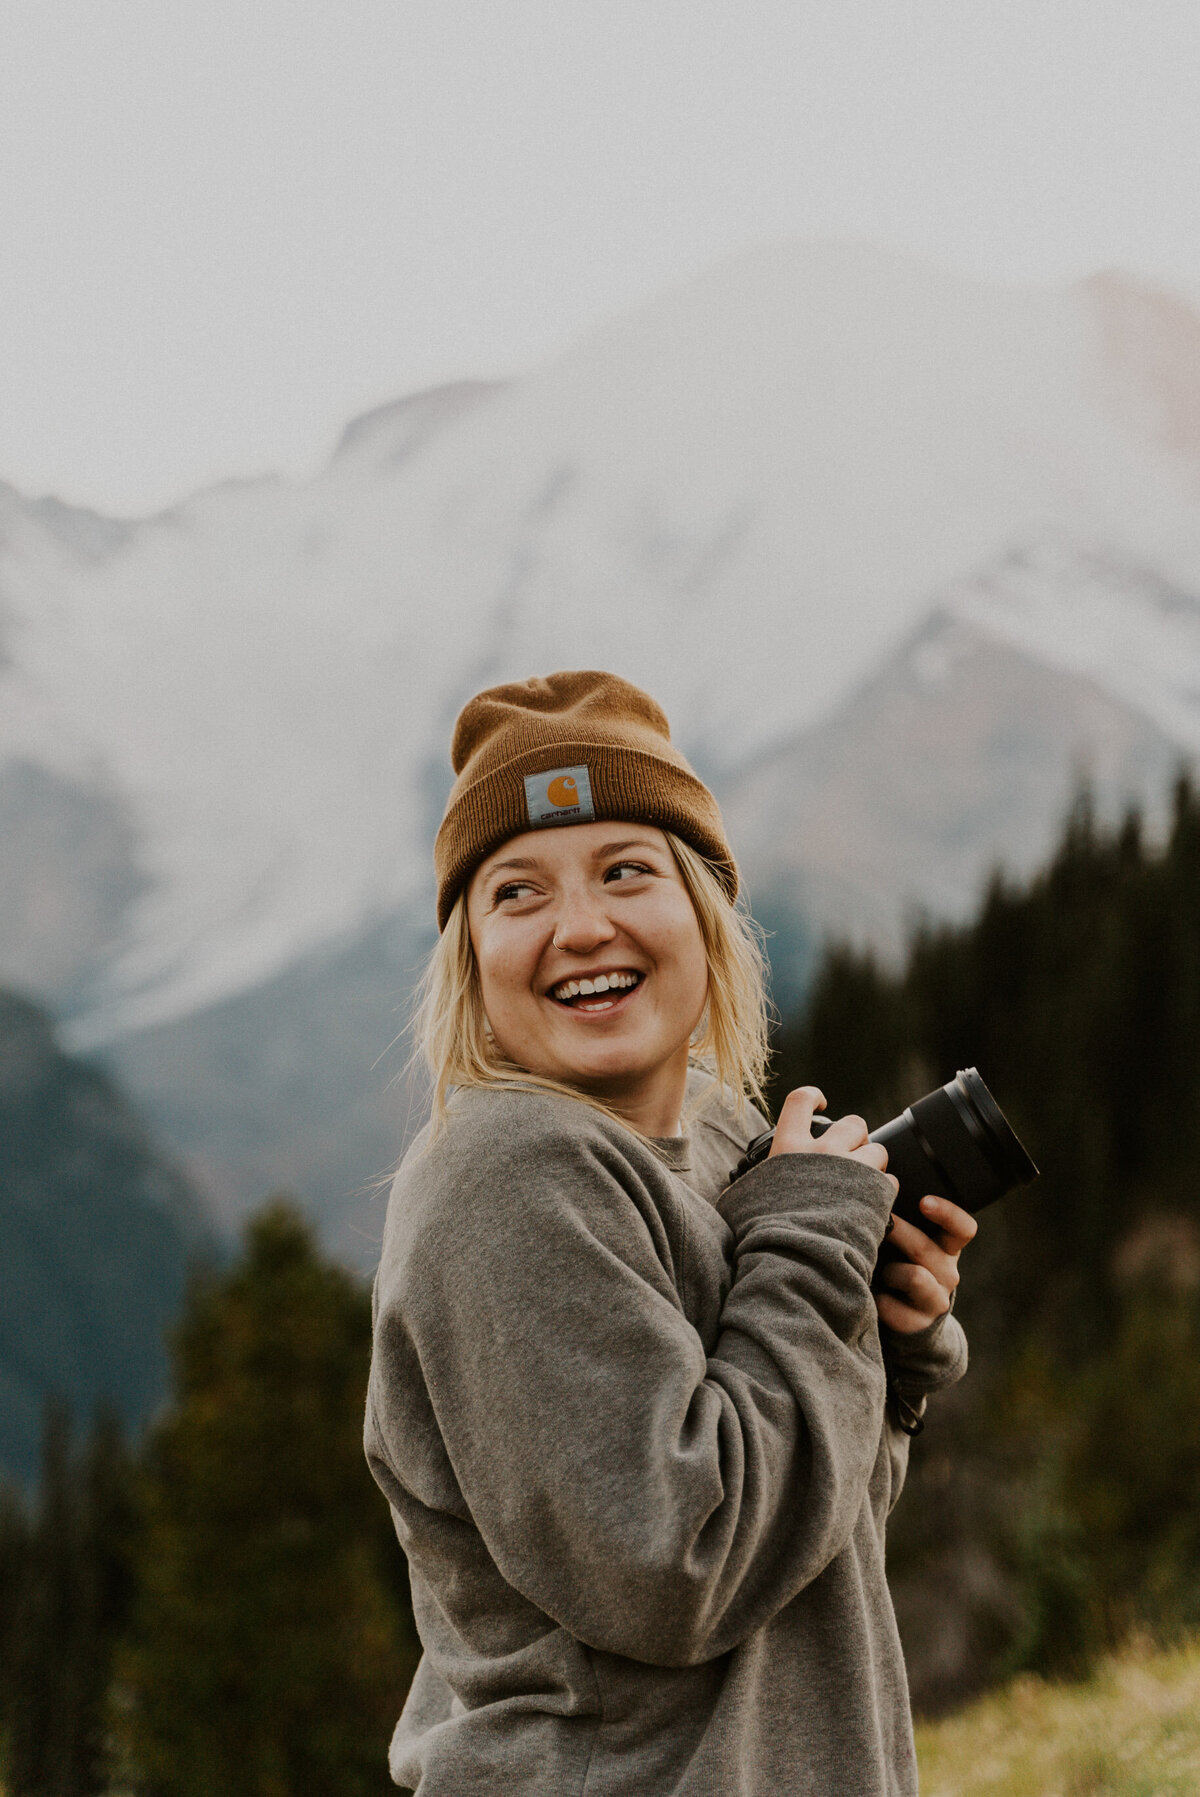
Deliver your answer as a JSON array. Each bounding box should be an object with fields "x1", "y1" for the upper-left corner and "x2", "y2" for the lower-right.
[{"x1": 434, "y1": 670, "x2": 738, "y2": 929}]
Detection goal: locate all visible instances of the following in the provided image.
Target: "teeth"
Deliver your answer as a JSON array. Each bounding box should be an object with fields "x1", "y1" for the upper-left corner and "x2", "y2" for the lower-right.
[{"x1": 552, "y1": 972, "x2": 639, "y2": 1002}]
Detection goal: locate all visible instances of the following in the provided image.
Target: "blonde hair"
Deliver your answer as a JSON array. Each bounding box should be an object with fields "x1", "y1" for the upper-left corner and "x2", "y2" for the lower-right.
[{"x1": 408, "y1": 832, "x2": 772, "y2": 1140}]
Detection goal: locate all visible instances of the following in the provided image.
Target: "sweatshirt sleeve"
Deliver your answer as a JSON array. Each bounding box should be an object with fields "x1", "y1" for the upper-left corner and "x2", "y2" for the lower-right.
[
  {"x1": 368, "y1": 1108, "x2": 895, "y2": 1669},
  {"x1": 881, "y1": 1309, "x2": 969, "y2": 1401}
]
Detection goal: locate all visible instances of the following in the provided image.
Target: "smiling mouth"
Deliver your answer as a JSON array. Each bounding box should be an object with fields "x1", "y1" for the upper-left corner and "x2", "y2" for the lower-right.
[{"x1": 550, "y1": 971, "x2": 643, "y2": 1012}]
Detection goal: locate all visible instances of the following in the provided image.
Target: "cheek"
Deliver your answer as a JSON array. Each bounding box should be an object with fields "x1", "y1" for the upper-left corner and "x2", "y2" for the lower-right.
[
  {"x1": 473, "y1": 930, "x2": 539, "y2": 1021},
  {"x1": 683, "y1": 942, "x2": 710, "y2": 1020},
  {"x1": 653, "y1": 902, "x2": 709, "y2": 1013}
]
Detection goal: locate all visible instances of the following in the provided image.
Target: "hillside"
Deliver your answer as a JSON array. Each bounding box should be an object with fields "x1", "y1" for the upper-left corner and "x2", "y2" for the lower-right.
[
  {"x1": 915, "y1": 1637, "x2": 1200, "y2": 1796},
  {"x1": 0, "y1": 991, "x2": 211, "y2": 1483}
]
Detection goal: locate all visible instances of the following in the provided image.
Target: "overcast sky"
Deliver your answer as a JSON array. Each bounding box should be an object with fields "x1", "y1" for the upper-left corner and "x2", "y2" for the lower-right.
[{"x1": 3, "y1": 1, "x2": 1200, "y2": 513}]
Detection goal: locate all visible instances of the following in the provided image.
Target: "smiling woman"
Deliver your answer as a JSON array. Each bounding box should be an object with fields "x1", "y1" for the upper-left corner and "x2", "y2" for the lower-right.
[
  {"x1": 415, "y1": 819, "x2": 771, "y2": 1141},
  {"x1": 364, "y1": 669, "x2": 971, "y2": 1797},
  {"x1": 411, "y1": 672, "x2": 772, "y2": 1143},
  {"x1": 466, "y1": 823, "x2": 712, "y2": 1134}
]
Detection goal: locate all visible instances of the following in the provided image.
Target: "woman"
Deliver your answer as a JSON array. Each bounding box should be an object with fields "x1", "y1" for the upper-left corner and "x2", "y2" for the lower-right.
[{"x1": 365, "y1": 670, "x2": 972, "y2": 1795}]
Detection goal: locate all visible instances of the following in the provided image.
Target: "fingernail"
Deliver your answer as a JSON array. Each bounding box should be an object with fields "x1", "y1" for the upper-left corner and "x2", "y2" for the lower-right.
[{"x1": 921, "y1": 1196, "x2": 937, "y2": 1212}]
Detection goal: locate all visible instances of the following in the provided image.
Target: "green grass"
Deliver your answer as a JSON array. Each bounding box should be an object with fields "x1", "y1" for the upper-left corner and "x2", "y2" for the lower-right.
[
  {"x1": 916, "y1": 1637, "x2": 1200, "y2": 1795},
  {"x1": 5, "y1": 1640, "x2": 1200, "y2": 1797}
]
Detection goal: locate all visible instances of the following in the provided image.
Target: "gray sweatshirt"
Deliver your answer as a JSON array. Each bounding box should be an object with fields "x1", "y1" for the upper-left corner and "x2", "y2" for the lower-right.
[{"x1": 365, "y1": 1076, "x2": 968, "y2": 1795}]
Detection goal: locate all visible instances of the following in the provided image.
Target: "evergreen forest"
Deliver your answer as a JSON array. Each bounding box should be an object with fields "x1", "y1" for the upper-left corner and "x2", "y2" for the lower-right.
[
  {"x1": 2, "y1": 775, "x2": 1200, "y2": 1787},
  {"x1": 0, "y1": 1205, "x2": 420, "y2": 1795},
  {"x1": 771, "y1": 774, "x2": 1200, "y2": 1707}
]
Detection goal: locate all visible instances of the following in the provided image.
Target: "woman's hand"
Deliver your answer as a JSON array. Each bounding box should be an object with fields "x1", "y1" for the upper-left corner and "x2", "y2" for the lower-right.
[
  {"x1": 768, "y1": 1088, "x2": 977, "y2": 1335},
  {"x1": 768, "y1": 1085, "x2": 895, "y2": 1183},
  {"x1": 875, "y1": 1197, "x2": 977, "y2": 1335}
]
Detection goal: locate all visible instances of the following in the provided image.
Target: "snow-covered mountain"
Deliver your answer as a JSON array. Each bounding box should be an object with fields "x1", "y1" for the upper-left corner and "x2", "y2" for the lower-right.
[
  {"x1": 4, "y1": 241, "x2": 1200, "y2": 1250},
  {"x1": 724, "y1": 542, "x2": 1194, "y2": 992}
]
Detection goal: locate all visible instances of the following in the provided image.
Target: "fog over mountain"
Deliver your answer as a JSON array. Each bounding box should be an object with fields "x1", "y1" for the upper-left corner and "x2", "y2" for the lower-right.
[{"x1": 3, "y1": 242, "x2": 1199, "y2": 1253}]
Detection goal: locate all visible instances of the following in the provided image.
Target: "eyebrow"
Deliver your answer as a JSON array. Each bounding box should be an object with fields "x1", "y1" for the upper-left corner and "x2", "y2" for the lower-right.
[{"x1": 484, "y1": 838, "x2": 663, "y2": 877}]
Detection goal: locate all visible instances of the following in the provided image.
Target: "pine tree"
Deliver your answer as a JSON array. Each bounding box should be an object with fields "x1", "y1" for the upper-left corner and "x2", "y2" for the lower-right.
[
  {"x1": 8, "y1": 1401, "x2": 81, "y2": 1795},
  {"x1": 4, "y1": 1401, "x2": 137, "y2": 1796},
  {"x1": 117, "y1": 1199, "x2": 419, "y2": 1797},
  {"x1": 0, "y1": 1476, "x2": 32, "y2": 1782}
]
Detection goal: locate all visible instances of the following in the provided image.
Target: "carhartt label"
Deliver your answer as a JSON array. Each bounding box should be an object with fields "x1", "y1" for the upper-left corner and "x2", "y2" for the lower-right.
[{"x1": 524, "y1": 765, "x2": 595, "y2": 827}]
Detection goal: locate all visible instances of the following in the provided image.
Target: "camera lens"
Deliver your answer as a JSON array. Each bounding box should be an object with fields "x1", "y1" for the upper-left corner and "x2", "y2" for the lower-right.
[{"x1": 872, "y1": 1067, "x2": 1037, "y2": 1228}]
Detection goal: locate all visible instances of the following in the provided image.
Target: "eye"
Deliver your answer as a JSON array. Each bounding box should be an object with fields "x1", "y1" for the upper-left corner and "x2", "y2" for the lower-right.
[
  {"x1": 604, "y1": 860, "x2": 653, "y2": 883},
  {"x1": 493, "y1": 879, "x2": 538, "y2": 904}
]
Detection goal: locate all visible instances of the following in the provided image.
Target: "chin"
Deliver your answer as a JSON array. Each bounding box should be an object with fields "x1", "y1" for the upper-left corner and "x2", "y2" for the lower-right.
[
  {"x1": 568, "y1": 1048, "x2": 672, "y2": 1094},
  {"x1": 536, "y1": 1038, "x2": 639, "y2": 1081},
  {"x1": 557, "y1": 1056, "x2": 646, "y2": 1088}
]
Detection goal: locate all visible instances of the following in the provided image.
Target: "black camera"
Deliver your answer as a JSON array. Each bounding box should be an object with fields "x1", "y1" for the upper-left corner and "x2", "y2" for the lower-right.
[{"x1": 728, "y1": 1067, "x2": 1037, "y2": 1236}]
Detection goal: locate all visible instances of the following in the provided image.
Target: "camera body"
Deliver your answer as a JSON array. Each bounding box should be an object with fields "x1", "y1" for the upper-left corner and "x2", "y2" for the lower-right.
[{"x1": 728, "y1": 1067, "x2": 1037, "y2": 1237}]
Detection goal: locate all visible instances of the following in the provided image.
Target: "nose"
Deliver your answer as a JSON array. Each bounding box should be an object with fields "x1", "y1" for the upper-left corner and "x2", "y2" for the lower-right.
[{"x1": 550, "y1": 884, "x2": 618, "y2": 955}]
